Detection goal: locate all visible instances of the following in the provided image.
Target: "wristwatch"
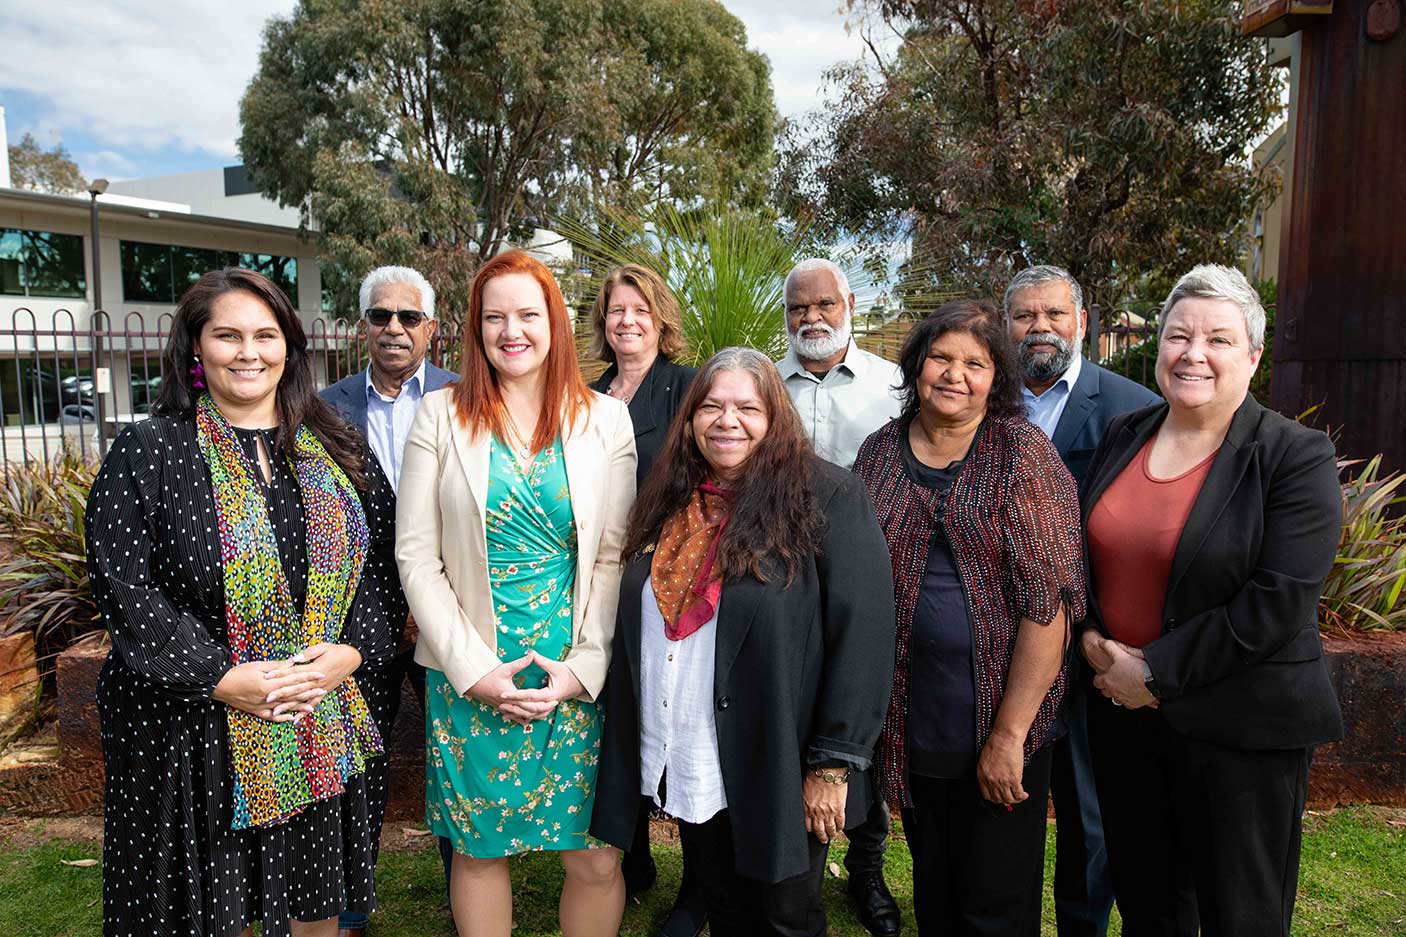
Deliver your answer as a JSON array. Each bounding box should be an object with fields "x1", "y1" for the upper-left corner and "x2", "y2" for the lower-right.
[
  {"x1": 1142, "y1": 661, "x2": 1161, "y2": 700},
  {"x1": 811, "y1": 767, "x2": 850, "y2": 785}
]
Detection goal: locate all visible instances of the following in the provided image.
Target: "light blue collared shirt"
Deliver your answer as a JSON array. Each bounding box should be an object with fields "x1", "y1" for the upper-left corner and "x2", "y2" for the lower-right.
[
  {"x1": 1021, "y1": 352, "x2": 1083, "y2": 441},
  {"x1": 364, "y1": 360, "x2": 427, "y2": 493}
]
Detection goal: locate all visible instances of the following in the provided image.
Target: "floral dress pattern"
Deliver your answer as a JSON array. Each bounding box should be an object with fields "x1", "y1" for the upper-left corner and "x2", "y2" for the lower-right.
[{"x1": 425, "y1": 436, "x2": 603, "y2": 857}]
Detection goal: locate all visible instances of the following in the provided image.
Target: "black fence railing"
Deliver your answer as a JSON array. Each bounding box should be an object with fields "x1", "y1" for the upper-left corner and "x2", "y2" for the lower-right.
[
  {"x1": 1, "y1": 305, "x2": 1159, "y2": 465},
  {"x1": 0, "y1": 308, "x2": 465, "y2": 464}
]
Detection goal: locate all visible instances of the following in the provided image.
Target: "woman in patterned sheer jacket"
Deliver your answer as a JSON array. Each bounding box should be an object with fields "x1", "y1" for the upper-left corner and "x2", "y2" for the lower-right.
[{"x1": 853, "y1": 300, "x2": 1087, "y2": 937}]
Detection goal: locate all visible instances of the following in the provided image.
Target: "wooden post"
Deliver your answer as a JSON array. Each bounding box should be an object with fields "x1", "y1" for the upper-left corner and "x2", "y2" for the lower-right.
[{"x1": 1272, "y1": 0, "x2": 1406, "y2": 471}]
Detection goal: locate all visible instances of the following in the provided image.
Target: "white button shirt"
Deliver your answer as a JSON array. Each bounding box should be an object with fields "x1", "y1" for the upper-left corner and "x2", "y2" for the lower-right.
[
  {"x1": 638, "y1": 579, "x2": 727, "y2": 824},
  {"x1": 778, "y1": 341, "x2": 904, "y2": 469},
  {"x1": 364, "y1": 360, "x2": 426, "y2": 493}
]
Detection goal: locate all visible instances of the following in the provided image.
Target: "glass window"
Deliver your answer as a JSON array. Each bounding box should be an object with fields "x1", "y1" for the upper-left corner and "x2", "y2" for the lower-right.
[
  {"x1": 0, "y1": 228, "x2": 87, "y2": 298},
  {"x1": 120, "y1": 240, "x2": 174, "y2": 303},
  {"x1": 118, "y1": 241, "x2": 299, "y2": 306}
]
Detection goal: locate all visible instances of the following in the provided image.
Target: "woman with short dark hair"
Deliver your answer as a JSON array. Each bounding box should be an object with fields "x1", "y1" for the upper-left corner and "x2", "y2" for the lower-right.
[
  {"x1": 88, "y1": 267, "x2": 401, "y2": 937},
  {"x1": 592, "y1": 347, "x2": 895, "y2": 937},
  {"x1": 853, "y1": 300, "x2": 1086, "y2": 936}
]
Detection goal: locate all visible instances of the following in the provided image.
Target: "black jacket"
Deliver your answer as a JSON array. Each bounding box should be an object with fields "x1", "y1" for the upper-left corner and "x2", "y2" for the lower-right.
[
  {"x1": 591, "y1": 356, "x2": 697, "y2": 484},
  {"x1": 1051, "y1": 360, "x2": 1161, "y2": 488},
  {"x1": 590, "y1": 459, "x2": 896, "y2": 882},
  {"x1": 1081, "y1": 395, "x2": 1344, "y2": 750}
]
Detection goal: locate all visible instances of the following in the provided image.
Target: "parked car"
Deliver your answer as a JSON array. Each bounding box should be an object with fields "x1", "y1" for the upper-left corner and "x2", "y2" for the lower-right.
[{"x1": 59, "y1": 404, "x2": 97, "y2": 426}]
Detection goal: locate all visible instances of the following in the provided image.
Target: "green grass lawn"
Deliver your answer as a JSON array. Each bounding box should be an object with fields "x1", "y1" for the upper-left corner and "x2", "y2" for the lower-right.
[{"x1": 3, "y1": 808, "x2": 1403, "y2": 936}]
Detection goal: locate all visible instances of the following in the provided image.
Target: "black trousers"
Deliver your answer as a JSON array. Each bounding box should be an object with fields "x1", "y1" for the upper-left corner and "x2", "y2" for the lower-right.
[
  {"x1": 1050, "y1": 676, "x2": 1115, "y2": 937},
  {"x1": 678, "y1": 810, "x2": 828, "y2": 937},
  {"x1": 901, "y1": 746, "x2": 1053, "y2": 937},
  {"x1": 842, "y1": 772, "x2": 891, "y2": 876},
  {"x1": 1086, "y1": 693, "x2": 1311, "y2": 937}
]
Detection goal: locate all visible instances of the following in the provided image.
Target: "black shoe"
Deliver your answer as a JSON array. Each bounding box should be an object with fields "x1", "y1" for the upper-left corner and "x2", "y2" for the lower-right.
[
  {"x1": 656, "y1": 887, "x2": 708, "y2": 937},
  {"x1": 847, "y1": 870, "x2": 901, "y2": 937}
]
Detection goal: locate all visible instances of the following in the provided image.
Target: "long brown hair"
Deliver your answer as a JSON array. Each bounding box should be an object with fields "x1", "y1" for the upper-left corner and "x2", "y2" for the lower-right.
[
  {"x1": 451, "y1": 251, "x2": 594, "y2": 451},
  {"x1": 624, "y1": 347, "x2": 824, "y2": 583},
  {"x1": 588, "y1": 264, "x2": 688, "y2": 364},
  {"x1": 155, "y1": 267, "x2": 367, "y2": 488}
]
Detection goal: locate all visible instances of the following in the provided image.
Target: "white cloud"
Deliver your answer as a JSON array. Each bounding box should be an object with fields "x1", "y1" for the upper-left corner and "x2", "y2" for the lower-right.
[
  {"x1": 0, "y1": 0, "x2": 884, "y2": 176},
  {"x1": 0, "y1": 0, "x2": 295, "y2": 158},
  {"x1": 719, "y1": 0, "x2": 874, "y2": 118}
]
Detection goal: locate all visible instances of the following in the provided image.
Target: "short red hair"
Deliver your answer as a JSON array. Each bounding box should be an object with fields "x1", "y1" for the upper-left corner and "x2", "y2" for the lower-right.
[{"x1": 452, "y1": 251, "x2": 593, "y2": 451}]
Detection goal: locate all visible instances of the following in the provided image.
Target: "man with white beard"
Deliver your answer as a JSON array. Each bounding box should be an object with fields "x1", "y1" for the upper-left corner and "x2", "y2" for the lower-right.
[
  {"x1": 777, "y1": 258, "x2": 903, "y2": 470},
  {"x1": 1004, "y1": 264, "x2": 1157, "y2": 937},
  {"x1": 322, "y1": 265, "x2": 458, "y2": 937},
  {"x1": 776, "y1": 258, "x2": 903, "y2": 937}
]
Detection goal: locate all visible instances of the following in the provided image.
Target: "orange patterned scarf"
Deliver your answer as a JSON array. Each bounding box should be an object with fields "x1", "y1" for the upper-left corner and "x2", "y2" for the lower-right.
[{"x1": 649, "y1": 482, "x2": 736, "y2": 640}]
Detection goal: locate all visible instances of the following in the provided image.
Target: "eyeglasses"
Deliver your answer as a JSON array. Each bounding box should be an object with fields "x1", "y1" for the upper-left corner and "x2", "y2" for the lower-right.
[{"x1": 365, "y1": 308, "x2": 427, "y2": 328}]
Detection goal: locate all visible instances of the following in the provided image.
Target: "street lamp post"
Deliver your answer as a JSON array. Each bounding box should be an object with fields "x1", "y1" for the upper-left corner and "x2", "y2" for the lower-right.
[
  {"x1": 87, "y1": 178, "x2": 109, "y2": 455},
  {"x1": 87, "y1": 178, "x2": 108, "y2": 311}
]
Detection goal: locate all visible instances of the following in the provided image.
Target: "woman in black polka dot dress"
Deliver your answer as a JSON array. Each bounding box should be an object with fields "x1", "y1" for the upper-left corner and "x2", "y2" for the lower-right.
[{"x1": 85, "y1": 268, "x2": 403, "y2": 937}]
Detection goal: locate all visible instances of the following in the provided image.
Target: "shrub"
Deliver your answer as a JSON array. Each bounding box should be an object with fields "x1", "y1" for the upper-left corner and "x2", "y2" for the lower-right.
[
  {"x1": 1320, "y1": 456, "x2": 1406, "y2": 634},
  {"x1": 0, "y1": 453, "x2": 102, "y2": 683}
]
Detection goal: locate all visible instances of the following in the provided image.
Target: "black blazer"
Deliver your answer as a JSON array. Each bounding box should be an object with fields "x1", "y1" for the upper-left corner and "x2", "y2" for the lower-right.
[
  {"x1": 590, "y1": 459, "x2": 896, "y2": 883},
  {"x1": 590, "y1": 356, "x2": 697, "y2": 484},
  {"x1": 1051, "y1": 360, "x2": 1160, "y2": 488},
  {"x1": 1081, "y1": 395, "x2": 1344, "y2": 750}
]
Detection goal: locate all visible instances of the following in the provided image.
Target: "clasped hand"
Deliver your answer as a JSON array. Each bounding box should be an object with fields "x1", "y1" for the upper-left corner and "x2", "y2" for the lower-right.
[
  {"x1": 1082, "y1": 631, "x2": 1158, "y2": 710},
  {"x1": 212, "y1": 642, "x2": 363, "y2": 723},
  {"x1": 469, "y1": 650, "x2": 584, "y2": 726}
]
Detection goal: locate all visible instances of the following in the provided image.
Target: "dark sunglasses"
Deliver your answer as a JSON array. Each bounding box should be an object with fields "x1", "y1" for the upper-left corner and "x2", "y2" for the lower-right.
[{"x1": 365, "y1": 307, "x2": 428, "y2": 328}]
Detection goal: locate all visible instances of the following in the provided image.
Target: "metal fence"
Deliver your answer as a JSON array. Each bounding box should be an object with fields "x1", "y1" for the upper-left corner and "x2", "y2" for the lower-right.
[{"x1": 0, "y1": 306, "x2": 1158, "y2": 465}]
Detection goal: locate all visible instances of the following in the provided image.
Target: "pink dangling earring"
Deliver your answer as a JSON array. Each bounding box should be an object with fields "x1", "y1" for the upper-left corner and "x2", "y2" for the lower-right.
[{"x1": 190, "y1": 354, "x2": 206, "y2": 390}]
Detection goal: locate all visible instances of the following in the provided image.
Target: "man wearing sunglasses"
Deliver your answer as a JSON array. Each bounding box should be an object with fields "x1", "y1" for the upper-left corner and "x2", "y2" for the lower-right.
[{"x1": 323, "y1": 265, "x2": 457, "y2": 937}]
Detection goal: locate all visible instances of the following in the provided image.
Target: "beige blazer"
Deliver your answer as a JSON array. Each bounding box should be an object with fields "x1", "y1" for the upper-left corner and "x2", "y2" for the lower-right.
[{"x1": 396, "y1": 389, "x2": 637, "y2": 700}]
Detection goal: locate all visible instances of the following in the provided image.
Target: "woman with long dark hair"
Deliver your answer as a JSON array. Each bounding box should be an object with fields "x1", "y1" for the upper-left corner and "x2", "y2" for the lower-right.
[
  {"x1": 86, "y1": 268, "x2": 402, "y2": 937},
  {"x1": 591, "y1": 347, "x2": 895, "y2": 937},
  {"x1": 395, "y1": 251, "x2": 637, "y2": 937}
]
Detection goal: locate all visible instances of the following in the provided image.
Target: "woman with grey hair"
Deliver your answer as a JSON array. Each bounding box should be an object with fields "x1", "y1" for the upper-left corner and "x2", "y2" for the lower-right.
[
  {"x1": 591, "y1": 348, "x2": 895, "y2": 937},
  {"x1": 1078, "y1": 264, "x2": 1343, "y2": 936}
]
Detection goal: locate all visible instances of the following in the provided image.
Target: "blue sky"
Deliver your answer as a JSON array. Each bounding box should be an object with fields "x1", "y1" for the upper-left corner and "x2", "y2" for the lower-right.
[{"x1": 1, "y1": 0, "x2": 876, "y2": 185}]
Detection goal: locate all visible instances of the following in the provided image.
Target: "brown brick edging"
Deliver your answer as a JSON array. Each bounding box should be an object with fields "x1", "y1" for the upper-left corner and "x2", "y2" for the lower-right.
[{"x1": 4, "y1": 633, "x2": 1404, "y2": 819}]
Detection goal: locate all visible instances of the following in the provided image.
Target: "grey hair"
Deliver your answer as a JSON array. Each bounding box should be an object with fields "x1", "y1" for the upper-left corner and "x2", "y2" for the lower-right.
[
  {"x1": 359, "y1": 265, "x2": 436, "y2": 319},
  {"x1": 1158, "y1": 264, "x2": 1266, "y2": 351},
  {"x1": 701, "y1": 345, "x2": 776, "y2": 379},
  {"x1": 784, "y1": 258, "x2": 852, "y2": 305},
  {"x1": 1003, "y1": 264, "x2": 1084, "y2": 316}
]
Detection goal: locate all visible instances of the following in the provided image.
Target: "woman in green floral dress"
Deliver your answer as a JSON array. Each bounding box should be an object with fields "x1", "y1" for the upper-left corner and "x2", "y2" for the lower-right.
[
  {"x1": 425, "y1": 435, "x2": 601, "y2": 855},
  {"x1": 397, "y1": 251, "x2": 637, "y2": 937}
]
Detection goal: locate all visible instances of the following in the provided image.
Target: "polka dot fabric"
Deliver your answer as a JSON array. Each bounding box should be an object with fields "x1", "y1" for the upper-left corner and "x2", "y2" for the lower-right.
[
  {"x1": 197, "y1": 394, "x2": 382, "y2": 830},
  {"x1": 86, "y1": 413, "x2": 402, "y2": 937}
]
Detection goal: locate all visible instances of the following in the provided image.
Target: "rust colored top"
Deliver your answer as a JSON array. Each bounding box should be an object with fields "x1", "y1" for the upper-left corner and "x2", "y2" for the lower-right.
[{"x1": 1087, "y1": 436, "x2": 1217, "y2": 648}]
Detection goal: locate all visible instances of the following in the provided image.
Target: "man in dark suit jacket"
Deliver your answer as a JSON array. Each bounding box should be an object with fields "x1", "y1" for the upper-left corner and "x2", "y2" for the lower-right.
[
  {"x1": 1004, "y1": 265, "x2": 1159, "y2": 937},
  {"x1": 322, "y1": 265, "x2": 457, "y2": 937}
]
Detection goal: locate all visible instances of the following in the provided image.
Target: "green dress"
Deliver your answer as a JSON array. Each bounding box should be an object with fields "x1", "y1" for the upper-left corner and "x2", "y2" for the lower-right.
[{"x1": 425, "y1": 436, "x2": 603, "y2": 857}]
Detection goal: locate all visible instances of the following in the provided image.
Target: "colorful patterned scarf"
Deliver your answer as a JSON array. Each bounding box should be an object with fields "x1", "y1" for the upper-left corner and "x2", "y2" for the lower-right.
[
  {"x1": 196, "y1": 393, "x2": 383, "y2": 830},
  {"x1": 650, "y1": 482, "x2": 736, "y2": 640}
]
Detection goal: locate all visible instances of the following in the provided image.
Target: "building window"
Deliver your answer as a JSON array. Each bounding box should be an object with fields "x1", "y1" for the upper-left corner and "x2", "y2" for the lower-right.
[
  {"x1": 119, "y1": 240, "x2": 299, "y2": 305},
  {"x1": 0, "y1": 228, "x2": 87, "y2": 299}
]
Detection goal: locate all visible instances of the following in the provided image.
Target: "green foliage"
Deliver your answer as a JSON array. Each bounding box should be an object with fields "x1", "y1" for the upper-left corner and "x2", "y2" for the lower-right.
[
  {"x1": 5, "y1": 133, "x2": 87, "y2": 195},
  {"x1": 556, "y1": 205, "x2": 804, "y2": 363},
  {"x1": 1320, "y1": 456, "x2": 1406, "y2": 634},
  {"x1": 238, "y1": 0, "x2": 777, "y2": 324},
  {"x1": 0, "y1": 454, "x2": 100, "y2": 671},
  {"x1": 781, "y1": 0, "x2": 1282, "y2": 306}
]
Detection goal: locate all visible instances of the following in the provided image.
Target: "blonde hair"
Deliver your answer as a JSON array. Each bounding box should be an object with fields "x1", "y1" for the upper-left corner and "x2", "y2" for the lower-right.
[{"x1": 589, "y1": 264, "x2": 688, "y2": 363}]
